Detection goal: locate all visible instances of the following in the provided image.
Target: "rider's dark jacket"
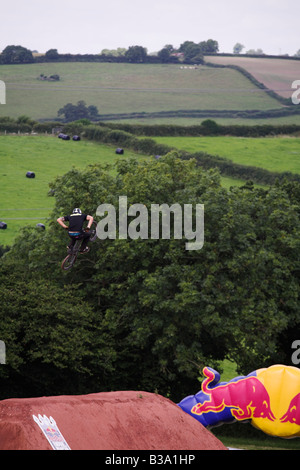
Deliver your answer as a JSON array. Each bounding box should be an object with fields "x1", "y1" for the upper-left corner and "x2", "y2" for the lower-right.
[{"x1": 64, "y1": 213, "x2": 87, "y2": 232}]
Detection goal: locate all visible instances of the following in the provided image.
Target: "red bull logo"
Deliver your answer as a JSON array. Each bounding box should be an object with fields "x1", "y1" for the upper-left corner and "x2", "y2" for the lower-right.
[
  {"x1": 280, "y1": 392, "x2": 300, "y2": 425},
  {"x1": 45, "y1": 426, "x2": 64, "y2": 442},
  {"x1": 191, "y1": 367, "x2": 275, "y2": 422},
  {"x1": 178, "y1": 364, "x2": 300, "y2": 439}
]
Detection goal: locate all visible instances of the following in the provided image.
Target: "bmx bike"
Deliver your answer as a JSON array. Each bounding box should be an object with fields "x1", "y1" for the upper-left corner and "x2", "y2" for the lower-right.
[{"x1": 61, "y1": 220, "x2": 97, "y2": 271}]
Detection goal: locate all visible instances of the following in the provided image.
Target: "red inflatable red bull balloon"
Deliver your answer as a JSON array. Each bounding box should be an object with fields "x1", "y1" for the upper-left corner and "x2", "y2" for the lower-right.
[{"x1": 178, "y1": 364, "x2": 300, "y2": 438}]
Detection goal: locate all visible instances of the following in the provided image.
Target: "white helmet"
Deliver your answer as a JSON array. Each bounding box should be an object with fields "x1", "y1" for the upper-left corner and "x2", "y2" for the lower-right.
[{"x1": 72, "y1": 208, "x2": 82, "y2": 214}]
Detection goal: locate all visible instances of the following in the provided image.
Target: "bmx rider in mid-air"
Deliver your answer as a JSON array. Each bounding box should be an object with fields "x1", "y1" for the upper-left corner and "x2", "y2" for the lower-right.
[{"x1": 57, "y1": 208, "x2": 94, "y2": 253}]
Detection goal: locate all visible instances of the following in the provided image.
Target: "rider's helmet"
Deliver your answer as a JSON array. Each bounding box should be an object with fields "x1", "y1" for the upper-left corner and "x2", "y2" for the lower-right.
[{"x1": 72, "y1": 208, "x2": 82, "y2": 214}]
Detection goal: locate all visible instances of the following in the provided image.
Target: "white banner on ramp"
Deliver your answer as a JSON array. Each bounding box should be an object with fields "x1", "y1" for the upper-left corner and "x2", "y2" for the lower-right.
[{"x1": 33, "y1": 414, "x2": 71, "y2": 450}]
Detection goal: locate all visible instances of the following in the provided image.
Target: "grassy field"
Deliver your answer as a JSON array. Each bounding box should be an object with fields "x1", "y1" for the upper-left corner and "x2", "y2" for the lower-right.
[
  {"x1": 0, "y1": 135, "x2": 146, "y2": 246},
  {"x1": 0, "y1": 133, "x2": 245, "y2": 247},
  {"x1": 214, "y1": 429, "x2": 300, "y2": 450},
  {"x1": 153, "y1": 135, "x2": 300, "y2": 175},
  {"x1": 0, "y1": 62, "x2": 283, "y2": 121},
  {"x1": 1, "y1": 133, "x2": 298, "y2": 246},
  {"x1": 205, "y1": 55, "x2": 300, "y2": 99}
]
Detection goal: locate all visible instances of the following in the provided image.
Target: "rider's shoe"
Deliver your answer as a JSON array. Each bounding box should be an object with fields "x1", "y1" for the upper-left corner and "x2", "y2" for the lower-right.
[
  {"x1": 67, "y1": 246, "x2": 73, "y2": 254},
  {"x1": 80, "y1": 247, "x2": 90, "y2": 254}
]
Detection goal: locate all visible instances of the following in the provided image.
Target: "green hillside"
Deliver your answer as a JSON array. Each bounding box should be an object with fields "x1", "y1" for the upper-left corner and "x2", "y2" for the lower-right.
[
  {"x1": 205, "y1": 55, "x2": 300, "y2": 99},
  {"x1": 153, "y1": 136, "x2": 300, "y2": 174},
  {"x1": 2, "y1": 131, "x2": 299, "y2": 246},
  {"x1": 0, "y1": 62, "x2": 283, "y2": 121},
  {"x1": 0, "y1": 134, "x2": 146, "y2": 246}
]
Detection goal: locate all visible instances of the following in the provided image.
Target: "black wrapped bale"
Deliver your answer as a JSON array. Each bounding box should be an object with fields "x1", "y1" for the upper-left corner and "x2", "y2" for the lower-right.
[
  {"x1": 72, "y1": 135, "x2": 81, "y2": 141},
  {"x1": 58, "y1": 134, "x2": 70, "y2": 140},
  {"x1": 26, "y1": 171, "x2": 35, "y2": 178},
  {"x1": 115, "y1": 148, "x2": 124, "y2": 154},
  {"x1": 36, "y1": 223, "x2": 45, "y2": 230},
  {"x1": 0, "y1": 222, "x2": 7, "y2": 229}
]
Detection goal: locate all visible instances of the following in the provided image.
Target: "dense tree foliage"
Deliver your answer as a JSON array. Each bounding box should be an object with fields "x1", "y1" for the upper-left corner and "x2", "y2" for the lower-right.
[
  {"x1": 177, "y1": 39, "x2": 218, "y2": 63},
  {"x1": 45, "y1": 48, "x2": 60, "y2": 60},
  {"x1": 125, "y1": 46, "x2": 148, "y2": 63},
  {"x1": 0, "y1": 45, "x2": 34, "y2": 64},
  {"x1": 0, "y1": 154, "x2": 299, "y2": 401},
  {"x1": 57, "y1": 100, "x2": 99, "y2": 122}
]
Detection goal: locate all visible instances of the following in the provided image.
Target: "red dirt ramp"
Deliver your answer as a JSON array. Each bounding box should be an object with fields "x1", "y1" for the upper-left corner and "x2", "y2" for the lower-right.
[{"x1": 0, "y1": 391, "x2": 226, "y2": 450}]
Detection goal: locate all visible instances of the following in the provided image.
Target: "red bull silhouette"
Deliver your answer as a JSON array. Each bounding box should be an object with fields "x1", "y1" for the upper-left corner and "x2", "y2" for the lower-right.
[
  {"x1": 280, "y1": 393, "x2": 300, "y2": 425},
  {"x1": 191, "y1": 367, "x2": 275, "y2": 422}
]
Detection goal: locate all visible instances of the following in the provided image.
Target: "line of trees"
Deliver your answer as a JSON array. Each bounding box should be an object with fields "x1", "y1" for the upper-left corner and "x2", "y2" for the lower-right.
[
  {"x1": 2, "y1": 114, "x2": 300, "y2": 141},
  {"x1": 2, "y1": 42, "x2": 300, "y2": 66},
  {"x1": 0, "y1": 40, "x2": 219, "y2": 65},
  {"x1": 62, "y1": 105, "x2": 300, "y2": 122}
]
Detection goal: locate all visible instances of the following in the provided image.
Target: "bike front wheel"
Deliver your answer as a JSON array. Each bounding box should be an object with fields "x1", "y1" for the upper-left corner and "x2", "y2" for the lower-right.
[
  {"x1": 89, "y1": 220, "x2": 98, "y2": 242},
  {"x1": 61, "y1": 253, "x2": 77, "y2": 270}
]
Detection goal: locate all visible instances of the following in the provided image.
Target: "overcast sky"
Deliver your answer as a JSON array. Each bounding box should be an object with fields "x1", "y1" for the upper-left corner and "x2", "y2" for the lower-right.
[{"x1": 1, "y1": 0, "x2": 299, "y2": 56}]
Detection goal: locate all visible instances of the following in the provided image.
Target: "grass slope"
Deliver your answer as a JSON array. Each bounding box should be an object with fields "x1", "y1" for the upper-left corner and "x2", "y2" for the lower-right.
[
  {"x1": 0, "y1": 135, "x2": 145, "y2": 246},
  {"x1": 0, "y1": 62, "x2": 282, "y2": 121},
  {"x1": 1, "y1": 133, "x2": 298, "y2": 246},
  {"x1": 153, "y1": 135, "x2": 300, "y2": 174},
  {"x1": 205, "y1": 55, "x2": 300, "y2": 99}
]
